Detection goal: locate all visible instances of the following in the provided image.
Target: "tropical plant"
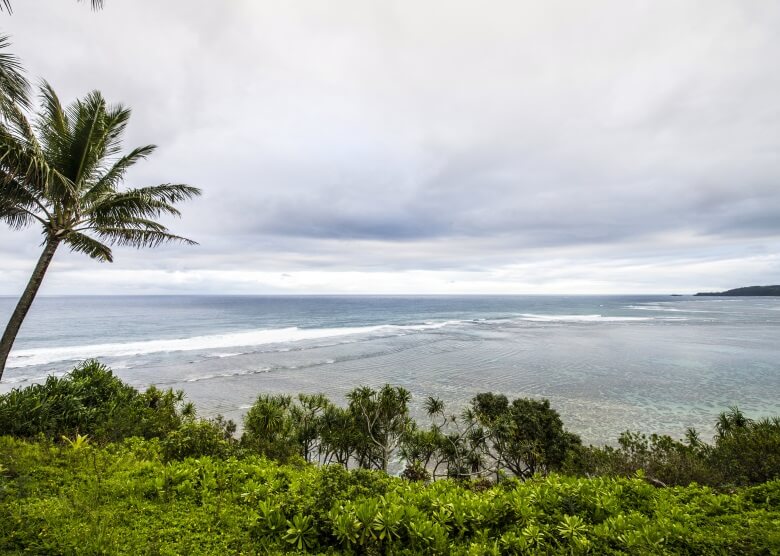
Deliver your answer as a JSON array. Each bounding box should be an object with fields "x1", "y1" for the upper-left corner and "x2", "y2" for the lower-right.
[
  {"x1": 290, "y1": 393, "x2": 331, "y2": 462},
  {"x1": 347, "y1": 384, "x2": 412, "y2": 472},
  {"x1": 0, "y1": 359, "x2": 193, "y2": 441},
  {"x1": 711, "y1": 407, "x2": 780, "y2": 485},
  {"x1": 318, "y1": 404, "x2": 358, "y2": 467},
  {"x1": 471, "y1": 394, "x2": 582, "y2": 479},
  {"x1": 241, "y1": 394, "x2": 299, "y2": 461},
  {"x1": 0, "y1": 83, "x2": 200, "y2": 380}
]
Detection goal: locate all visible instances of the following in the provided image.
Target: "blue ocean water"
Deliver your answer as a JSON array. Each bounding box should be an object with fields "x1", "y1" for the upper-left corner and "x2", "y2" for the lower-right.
[{"x1": 1, "y1": 295, "x2": 778, "y2": 444}]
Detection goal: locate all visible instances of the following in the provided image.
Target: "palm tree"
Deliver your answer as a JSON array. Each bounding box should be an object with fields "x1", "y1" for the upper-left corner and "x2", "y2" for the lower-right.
[{"x1": 0, "y1": 83, "x2": 201, "y2": 380}]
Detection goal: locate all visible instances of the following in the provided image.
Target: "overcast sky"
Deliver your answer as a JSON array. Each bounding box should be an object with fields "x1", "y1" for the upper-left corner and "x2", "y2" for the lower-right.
[{"x1": 0, "y1": 0, "x2": 778, "y2": 295}]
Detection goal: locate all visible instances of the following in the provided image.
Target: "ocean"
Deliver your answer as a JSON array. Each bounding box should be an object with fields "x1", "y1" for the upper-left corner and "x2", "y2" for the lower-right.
[{"x1": 1, "y1": 294, "x2": 778, "y2": 444}]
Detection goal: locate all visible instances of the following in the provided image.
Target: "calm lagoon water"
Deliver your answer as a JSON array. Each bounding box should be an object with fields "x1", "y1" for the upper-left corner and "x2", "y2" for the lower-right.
[{"x1": 1, "y1": 295, "x2": 778, "y2": 444}]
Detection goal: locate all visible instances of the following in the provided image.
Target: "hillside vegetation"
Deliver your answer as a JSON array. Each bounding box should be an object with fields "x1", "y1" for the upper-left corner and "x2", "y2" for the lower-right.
[
  {"x1": 695, "y1": 285, "x2": 780, "y2": 296},
  {"x1": 1, "y1": 361, "x2": 779, "y2": 554}
]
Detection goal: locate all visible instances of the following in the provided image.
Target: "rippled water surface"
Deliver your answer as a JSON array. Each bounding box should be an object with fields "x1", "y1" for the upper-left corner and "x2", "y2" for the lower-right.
[{"x1": 1, "y1": 295, "x2": 778, "y2": 443}]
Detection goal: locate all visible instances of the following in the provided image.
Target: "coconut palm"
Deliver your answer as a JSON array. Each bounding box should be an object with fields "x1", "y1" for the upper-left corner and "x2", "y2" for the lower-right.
[{"x1": 0, "y1": 83, "x2": 201, "y2": 380}]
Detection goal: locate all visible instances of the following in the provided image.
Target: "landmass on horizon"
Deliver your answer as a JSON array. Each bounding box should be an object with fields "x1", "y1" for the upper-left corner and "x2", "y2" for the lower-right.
[{"x1": 695, "y1": 285, "x2": 780, "y2": 296}]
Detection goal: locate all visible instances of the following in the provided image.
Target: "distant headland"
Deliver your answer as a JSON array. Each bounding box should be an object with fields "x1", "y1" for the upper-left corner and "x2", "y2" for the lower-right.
[{"x1": 695, "y1": 285, "x2": 780, "y2": 296}]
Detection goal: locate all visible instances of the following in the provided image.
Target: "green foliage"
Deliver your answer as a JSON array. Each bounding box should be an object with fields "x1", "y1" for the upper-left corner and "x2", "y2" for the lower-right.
[
  {"x1": 241, "y1": 394, "x2": 305, "y2": 462},
  {"x1": 569, "y1": 430, "x2": 717, "y2": 486},
  {"x1": 347, "y1": 384, "x2": 413, "y2": 472},
  {"x1": 569, "y1": 406, "x2": 780, "y2": 488},
  {"x1": 711, "y1": 408, "x2": 780, "y2": 486},
  {"x1": 474, "y1": 396, "x2": 582, "y2": 479},
  {"x1": 2, "y1": 435, "x2": 778, "y2": 554},
  {"x1": 0, "y1": 360, "x2": 191, "y2": 442},
  {"x1": 2, "y1": 362, "x2": 779, "y2": 554},
  {"x1": 161, "y1": 415, "x2": 238, "y2": 461}
]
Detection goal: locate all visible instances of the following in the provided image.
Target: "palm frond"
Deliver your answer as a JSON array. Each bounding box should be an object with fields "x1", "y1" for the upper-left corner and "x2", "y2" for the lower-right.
[
  {"x1": 87, "y1": 183, "x2": 201, "y2": 222},
  {"x1": 0, "y1": 121, "x2": 57, "y2": 208},
  {"x1": 60, "y1": 90, "x2": 102, "y2": 183},
  {"x1": 0, "y1": 167, "x2": 46, "y2": 228},
  {"x1": 83, "y1": 144, "x2": 156, "y2": 201},
  {"x1": 125, "y1": 183, "x2": 202, "y2": 204},
  {"x1": 0, "y1": 205, "x2": 34, "y2": 229},
  {"x1": 0, "y1": 34, "x2": 30, "y2": 112},
  {"x1": 89, "y1": 194, "x2": 182, "y2": 223},
  {"x1": 70, "y1": 92, "x2": 107, "y2": 188},
  {"x1": 95, "y1": 226, "x2": 198, "y2": 249},
  {"x1": 37, "y1": 81, "x2": 71, "y2": 173},
  {"x1": 80, "y1": 216, "x2": 168, "y2": 233},
  {"x1": 64, "y1": 232, "x2": 113, "y2": 262},
  {"x1": 98, "y1": 102, "x2": 131, "y2": 160}
]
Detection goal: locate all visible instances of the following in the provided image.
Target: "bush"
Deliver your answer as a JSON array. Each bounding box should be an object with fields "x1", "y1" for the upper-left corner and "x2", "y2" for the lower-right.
[
  {"x1": 0, "y1": 360, "x2": 191, "y2": 442},
  {"x1": 568, "y1": 431, "x2": 718, "y2": 486},
  {"x1": 161, "y1": 415, "x2": 237, "y2": 461},
  {"x1": 0, "y1": 436, "x2": 778, "y2": 554},
  {"x1": 711, "y1": 409, "x2": 780, "y2": 486},
  {"x1": 568, "y1": 408, "x2": 780, "y2": 488}
]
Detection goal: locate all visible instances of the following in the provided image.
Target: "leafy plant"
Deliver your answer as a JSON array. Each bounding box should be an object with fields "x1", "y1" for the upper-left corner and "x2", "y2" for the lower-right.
[{"x1": 283, "y1": 514, "x2": 317, "y2": 551}]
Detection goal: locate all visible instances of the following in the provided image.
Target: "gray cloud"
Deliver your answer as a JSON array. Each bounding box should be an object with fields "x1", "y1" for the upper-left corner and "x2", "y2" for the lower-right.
[{"x1": 0, "y1": 0, "x2": 778, "y2": 294}]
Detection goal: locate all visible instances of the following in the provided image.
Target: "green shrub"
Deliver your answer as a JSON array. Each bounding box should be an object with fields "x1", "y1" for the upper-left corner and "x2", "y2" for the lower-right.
[
  {"x1": 711, "y1": 408, "x2": 780, "y2": 486},
  {"x1": 568, "y1": 430, "x2": 717, "y2": 486},
  {"x1": 0, "y1": 360, "x2": 191, "y2": 442},
  {"x1": 2, "y1": 432, "x2": 780, "y2": 553},
  {"x1": 568, "y1": 407, "x2": 780, "y2": 488},
  {"x1": 161, "y1": 415, "x2": 237, "y2": 461}
]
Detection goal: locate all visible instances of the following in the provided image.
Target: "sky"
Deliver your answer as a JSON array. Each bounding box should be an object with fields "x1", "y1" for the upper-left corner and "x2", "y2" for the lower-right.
[{"x1": 0, "y1": 0, "x2": 778, "y2": 295}]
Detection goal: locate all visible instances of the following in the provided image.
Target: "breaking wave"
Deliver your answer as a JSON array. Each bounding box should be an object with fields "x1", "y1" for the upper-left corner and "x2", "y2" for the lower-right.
[{"x1": 7, "y1": 321, "x2": 461, "y2": 368}]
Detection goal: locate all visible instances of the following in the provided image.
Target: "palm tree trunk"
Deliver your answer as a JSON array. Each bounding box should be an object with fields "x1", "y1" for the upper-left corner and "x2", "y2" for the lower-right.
[{"x1": 0, "y1": 236, "x2": 59, "y2": 381}]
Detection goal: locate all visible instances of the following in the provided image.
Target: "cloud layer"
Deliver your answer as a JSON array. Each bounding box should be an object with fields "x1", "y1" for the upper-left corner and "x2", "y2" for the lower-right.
[{"x1": 1, "y1": 0, "x2": 779, "y2": 294}]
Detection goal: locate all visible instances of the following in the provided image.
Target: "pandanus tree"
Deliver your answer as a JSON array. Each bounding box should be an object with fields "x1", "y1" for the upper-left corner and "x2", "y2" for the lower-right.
[{"x1": 0, "y1": 83, "x2": 201, "y2": 380}]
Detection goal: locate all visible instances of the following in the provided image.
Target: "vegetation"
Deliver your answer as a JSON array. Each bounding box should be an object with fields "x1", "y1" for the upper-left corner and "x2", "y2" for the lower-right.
[
  {"x1": 0, "y1": 81, "x2": 201, "y2": 379},
  {"x1": 2, "y1": 436, "x2": 779, "y2": 554},
  {"x1": 0, "y1": 361, "x2": 194, "y2": 442},
  {"x1": 1, "y1": 362, "x2": 780, "y2": 554},
  {"x1": 571, "y1": 409, "x2": 780, "y2": 488},
  {"x1": 695, "y1": 285, "x2": 780, "y2": 296},
  {"x1": 0, "y1": 34, "x2": 28, "y2": 118}
]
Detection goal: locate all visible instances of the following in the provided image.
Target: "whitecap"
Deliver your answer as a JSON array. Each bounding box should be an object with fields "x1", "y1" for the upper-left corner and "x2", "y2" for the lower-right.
[
  {"x1": 7, "y1": 321, "x2": 466, "y2": 369},
  {"x1": 516, "y1": 313, "x2": 651, "y2": 323}
]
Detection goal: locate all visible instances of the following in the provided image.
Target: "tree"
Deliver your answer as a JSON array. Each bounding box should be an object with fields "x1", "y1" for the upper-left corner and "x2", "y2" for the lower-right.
[
  {"x1": 471, "y1": 394, "x2": 581, "y2": 479},
  {"x1": 347, "y1": 384, "x2": 412, "y2": 472},
  {"x1": 319, "y1": 404, "x2": 358, "y2": 467},
  {"x1": 290, "y1": 393, "x2": 331, "y2": 462},
  {"x1": 241, "y1": 394, "x2": 299, "y2": 461},
  {"x1": 0, "y1": 83, "x2": 201, "y2": 379}
]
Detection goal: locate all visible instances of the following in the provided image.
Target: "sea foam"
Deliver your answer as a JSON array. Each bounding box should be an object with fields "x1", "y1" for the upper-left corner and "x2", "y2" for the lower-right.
[
  {"x1": 516, "y1": 313, "x2": 651, "y2": 322},
  {"x1": 7, "y1": 321, "x2": 460, "y2": 368}
]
